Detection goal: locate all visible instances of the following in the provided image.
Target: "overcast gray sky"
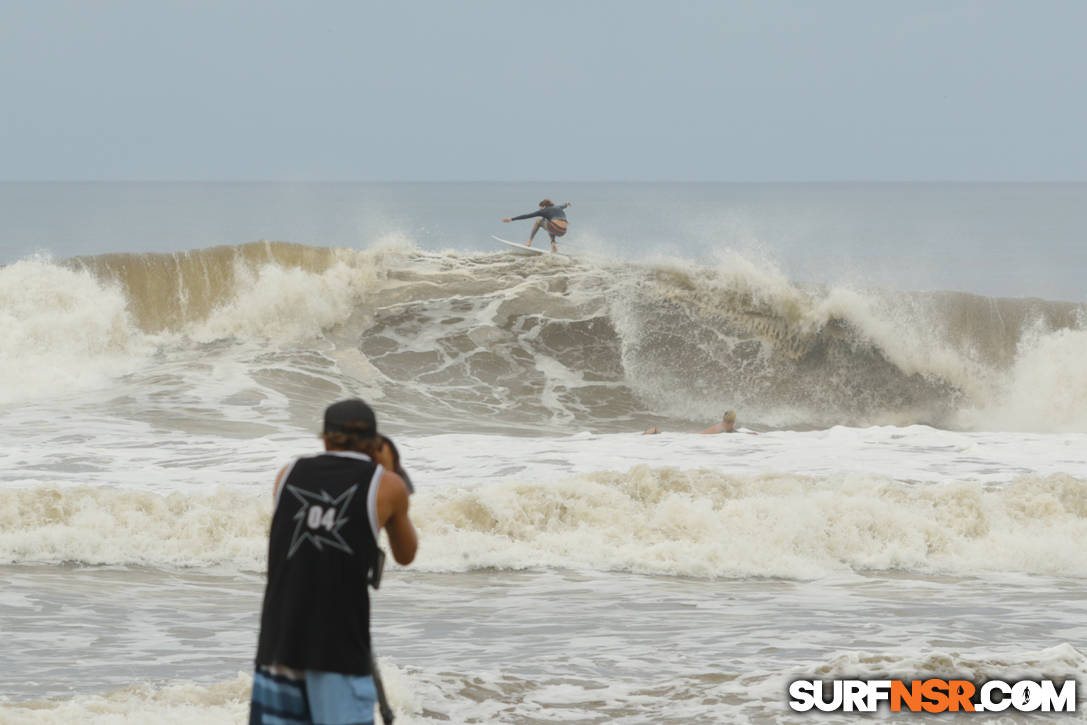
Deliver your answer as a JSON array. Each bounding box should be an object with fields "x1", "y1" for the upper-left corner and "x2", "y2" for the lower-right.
[{"x1": 3, "y1": 0, "x2": 1086, "y2": 181}]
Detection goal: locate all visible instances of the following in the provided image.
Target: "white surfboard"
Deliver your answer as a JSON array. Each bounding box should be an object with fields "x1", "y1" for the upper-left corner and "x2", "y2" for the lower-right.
[{"x1": 492, "y1": 235, "x2": 564, "y2": 256}]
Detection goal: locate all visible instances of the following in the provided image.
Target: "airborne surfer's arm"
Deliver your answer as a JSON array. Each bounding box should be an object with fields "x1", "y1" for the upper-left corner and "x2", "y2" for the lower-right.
[{"x1": 509, "y1": 209, "x2": 545, "y2": 221}]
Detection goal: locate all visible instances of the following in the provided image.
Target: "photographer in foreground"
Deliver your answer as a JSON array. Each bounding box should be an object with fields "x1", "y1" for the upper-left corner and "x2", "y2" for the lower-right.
[{"x1": 250, "y1": 398, "x2": 417, "y2": 725}]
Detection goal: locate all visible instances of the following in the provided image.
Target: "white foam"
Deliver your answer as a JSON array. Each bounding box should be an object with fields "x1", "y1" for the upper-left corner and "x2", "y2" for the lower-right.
[
  {"x1": 6, "y1": 423, "x2": 1087, "y2": 578},
  {"x1": 191, "y1": 253, "x2": 383, "y2": 344},
  {"x1": 0, "y1": 666, "x2": 430, "y2": 724},
  {"x1": 961, "y1": 321, "x2": 1087, "y2": 432},
  {"x1": 0, "y1": 674, "x2": 252, "y2": 725},
  {"x1": 12, "y1": 470, "x2": 1080, "y2": 581},
  {"x1": 9, "y1": 646, "x2": 1078, "y2": 724},
  {"x1": 0, "y1": 257, "x2": 151, "y2": 404},
  {"x1": 0, "y1": 486, "x2": 270, "y2": 570},
  {"x1": 814, "y1": 642, "x2": 1087, "y2": 682},
  {"x1": 411, "y1": 467, "x2": 1087, "y2": 579}
]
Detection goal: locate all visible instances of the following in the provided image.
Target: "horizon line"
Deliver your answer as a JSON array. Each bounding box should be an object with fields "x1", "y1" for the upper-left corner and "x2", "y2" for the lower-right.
[{"x1": 3, "y1": 178, "x2": 1086, "y2": 184}]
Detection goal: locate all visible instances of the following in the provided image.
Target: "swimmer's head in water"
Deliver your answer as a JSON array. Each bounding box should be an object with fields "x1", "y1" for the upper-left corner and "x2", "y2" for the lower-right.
[{"x1": 722, "y1": 410, "x2": 736, "y2": 424}]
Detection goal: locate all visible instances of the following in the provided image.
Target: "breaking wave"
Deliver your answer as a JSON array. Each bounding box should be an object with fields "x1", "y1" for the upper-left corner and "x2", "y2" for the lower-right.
[
  {"x1": 4, "y1": 470, "x2": 1085, "y2": 579},
  {"x1": 2, "y1": 241, "x2": 1085, "y2": 431}
]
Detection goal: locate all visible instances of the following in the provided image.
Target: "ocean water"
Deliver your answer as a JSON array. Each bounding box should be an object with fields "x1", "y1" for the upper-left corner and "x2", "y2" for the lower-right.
[{"x1": 1, "y1": 182, "x2": 1086, "y2": 723}]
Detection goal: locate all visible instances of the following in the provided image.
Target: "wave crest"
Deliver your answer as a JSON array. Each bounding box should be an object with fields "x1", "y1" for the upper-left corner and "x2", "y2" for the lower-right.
[
  {"x1": 69, "y1": 240, "x2": 394, "y2": 336},
  {"x1": 6, "y1": 242, "x2": 1087, "y2": 431},
  {"x1": 4, "y1": 469, "x2": 1084, "y2": 578},
  {"x1": 414, "y1": 467, "x2": 1087, "y2": 579}
]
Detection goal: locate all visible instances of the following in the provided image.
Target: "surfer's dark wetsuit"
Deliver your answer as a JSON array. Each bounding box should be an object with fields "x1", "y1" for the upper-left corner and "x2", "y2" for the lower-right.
[{"x1": 511, "y1": 202, "x2": 570, "y2": 244}]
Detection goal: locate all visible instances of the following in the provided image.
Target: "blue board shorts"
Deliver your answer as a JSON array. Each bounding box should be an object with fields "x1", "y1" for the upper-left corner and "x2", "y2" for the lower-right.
[{"x1": 250, "y1": 666, "x2": 377, "y2": 725}]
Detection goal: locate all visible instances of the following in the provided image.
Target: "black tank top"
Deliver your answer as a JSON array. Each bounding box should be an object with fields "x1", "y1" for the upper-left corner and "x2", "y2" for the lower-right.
[{"x1": 256, "y1": 451, "x2": 382, "y2": 674}]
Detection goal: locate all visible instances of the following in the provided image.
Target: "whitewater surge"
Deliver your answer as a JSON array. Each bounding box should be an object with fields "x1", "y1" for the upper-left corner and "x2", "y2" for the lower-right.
[
  {"x1": 0, "y1": 662, "x2": 424, "y2": 725},
  {"x1": 5, "y1": 469, "x2": 1084, "y2": 579},
  {"x1": 3, "y1": 643, "x2": 1081, "y2": 725},
  {"x1": 414, "y1": 467, "x2": 1087, "y2": 579},
  {"x1": 0, "y1": 486, "x2": 270, "y2": 570},
  {"x1": 0, "y1": 674, "x2": 253, "y2": 725}
]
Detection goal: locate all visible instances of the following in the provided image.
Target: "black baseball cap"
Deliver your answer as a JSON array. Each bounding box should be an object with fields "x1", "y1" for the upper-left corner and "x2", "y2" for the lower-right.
[{"x1": 323, "y1": 398, "x2": 377, "y2": 437}]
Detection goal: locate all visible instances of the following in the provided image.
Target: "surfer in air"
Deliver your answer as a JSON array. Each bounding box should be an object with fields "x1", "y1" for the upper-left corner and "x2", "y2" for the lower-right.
[{"x1": 502, "y1": 199, "x2": 572, "y2": 252}]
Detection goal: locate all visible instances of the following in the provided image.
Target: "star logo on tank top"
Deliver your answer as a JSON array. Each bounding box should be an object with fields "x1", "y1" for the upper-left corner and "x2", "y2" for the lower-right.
[{"x1": 285, "y1": 484, "x2": 359, "y2": 558}]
